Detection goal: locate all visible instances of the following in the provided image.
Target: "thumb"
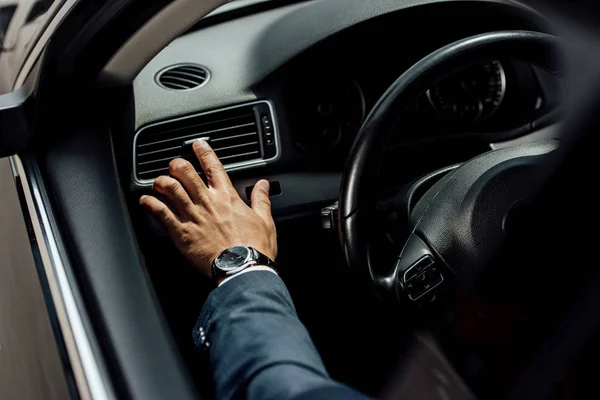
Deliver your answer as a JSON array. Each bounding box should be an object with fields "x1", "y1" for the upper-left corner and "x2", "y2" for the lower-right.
[{"x1": 251, "y1": 180, "x2": 273, "y2": 224}]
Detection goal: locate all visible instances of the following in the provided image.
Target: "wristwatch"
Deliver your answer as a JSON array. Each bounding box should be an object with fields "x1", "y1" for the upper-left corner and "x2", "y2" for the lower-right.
[{"x1": 211, "y1": 246, "x2": 277, "y2": 282}]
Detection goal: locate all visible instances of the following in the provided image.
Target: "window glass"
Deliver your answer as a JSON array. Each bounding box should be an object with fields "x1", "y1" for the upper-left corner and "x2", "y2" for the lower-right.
[{"x1": 0, "y1": 0, "x2": 58, "y2": 93}]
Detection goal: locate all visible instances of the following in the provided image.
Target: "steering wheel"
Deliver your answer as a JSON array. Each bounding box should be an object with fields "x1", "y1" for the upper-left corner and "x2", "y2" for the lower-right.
[{"x1": 339, "y1": 31, "x2": 561, "y2": 304}]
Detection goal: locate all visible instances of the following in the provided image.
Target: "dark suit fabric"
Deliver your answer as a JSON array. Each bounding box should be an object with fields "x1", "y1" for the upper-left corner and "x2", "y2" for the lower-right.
[{"x1": 193, "y1": 271, "x2": 369, "y2": 400}]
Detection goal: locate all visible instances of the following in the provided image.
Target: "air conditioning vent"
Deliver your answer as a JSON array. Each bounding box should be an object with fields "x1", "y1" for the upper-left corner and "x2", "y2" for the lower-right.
[
  {"x1": 134, "y1": 102, "x2": 278, "y2": 184},
  {"x1": 156, "y1": 64, "x2": 210, "y2": 90}
]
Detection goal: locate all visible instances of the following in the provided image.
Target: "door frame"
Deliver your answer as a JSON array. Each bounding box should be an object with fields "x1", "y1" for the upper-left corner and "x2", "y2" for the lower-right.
[{"x1": 3, "y1": 0, "x2": 229, "y2": 398}]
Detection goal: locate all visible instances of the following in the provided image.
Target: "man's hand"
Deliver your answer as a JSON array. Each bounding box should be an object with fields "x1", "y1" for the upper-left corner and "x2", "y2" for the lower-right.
[{"x1": 139, "y1": 139, "x2": 277, "y2": 279}]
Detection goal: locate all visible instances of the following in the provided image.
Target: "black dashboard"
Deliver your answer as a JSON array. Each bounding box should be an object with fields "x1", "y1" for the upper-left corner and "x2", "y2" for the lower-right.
[{"x1": 124, "y1": 0, "x2": 561, "y2": 219}]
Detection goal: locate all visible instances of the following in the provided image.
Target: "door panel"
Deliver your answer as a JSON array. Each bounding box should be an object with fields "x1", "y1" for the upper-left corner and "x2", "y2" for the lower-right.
[{"x1": 0, "y1": 157, "x2": 70, "y2": 400}]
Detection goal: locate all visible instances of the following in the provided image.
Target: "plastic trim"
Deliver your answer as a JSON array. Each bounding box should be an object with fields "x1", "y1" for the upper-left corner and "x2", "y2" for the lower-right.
[{"x1": 132, "y1": 99, "x2": 281, "y2": 187}]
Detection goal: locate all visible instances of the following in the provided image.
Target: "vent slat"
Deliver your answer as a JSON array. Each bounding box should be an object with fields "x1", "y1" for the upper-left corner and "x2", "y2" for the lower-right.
[
  {"x1": 138, "y1": 122, "x2": 256, "y2": 148},
  {"x1": 160, "y1": 76, "x2": 201, "y2": 88},
  {"x1": 214, "y1": 141, "x2": 259, "y2": 152},
  {"x1": 163, "y1": 70, "x2": 206, "y2": 83},
  {"x1": 135, "y1": 104, "x2": 265, "y2": 181},
  {"x1": 157, "y1": 64, "x2": 210, "y2": 90},
  {"x1": 139, "y1": 166, "x2": 170, "y2": 176},
  {"x1": 140, "y1": 114, "x2": 251, "y2": 139},
  {"x1": 159, "y1": 81, "x2": 189, "y2": 90},
  {"x1": 138, "y1": 155, "x2": 182, "y2": 166},
  {"x1": 219, "y1": 151, "x2": 260, "y2": 161},
  {"x1": 138, "y1": 145, "x2": 181, "y2": 157},
  {"x1": 211, "y1": 132, "x2": 256, "y2": 142},
  {"x1": 177, "y1": 66, "x2": 207, "y2": 74}
]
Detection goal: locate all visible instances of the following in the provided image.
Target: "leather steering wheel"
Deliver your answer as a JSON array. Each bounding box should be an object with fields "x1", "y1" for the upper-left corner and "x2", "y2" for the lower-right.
[{"x1": 339, "y1": 31, "x2": 561, "y2": 304}]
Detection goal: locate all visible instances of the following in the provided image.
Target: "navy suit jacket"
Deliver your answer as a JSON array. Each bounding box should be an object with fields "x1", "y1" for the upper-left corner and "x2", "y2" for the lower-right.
[{"x1": 193, "y1": 271, "x2": 369, "y2": 400}]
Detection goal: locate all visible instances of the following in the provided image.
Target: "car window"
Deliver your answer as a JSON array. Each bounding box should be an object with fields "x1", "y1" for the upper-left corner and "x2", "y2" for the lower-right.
[
  {"x1": 0, "y1": 4, "x2": 16, "y2": 46},
  {"x1": 0, "y1": 0, "x2": 58, "y2": 94}
]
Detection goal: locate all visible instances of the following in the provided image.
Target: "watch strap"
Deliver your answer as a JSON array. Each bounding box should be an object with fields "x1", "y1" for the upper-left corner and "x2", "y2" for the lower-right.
[{"x1": 251, "y1": 247, "x2": 277, "y2": 270}]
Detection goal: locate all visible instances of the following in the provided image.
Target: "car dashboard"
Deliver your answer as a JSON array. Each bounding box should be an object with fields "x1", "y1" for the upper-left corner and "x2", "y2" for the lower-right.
[
  {"x1": 111, "y1": 2, "x2": 563, "y2": 394},
  {"x1": 120, "y1": 0, "x2": 560, "y2": 221}
]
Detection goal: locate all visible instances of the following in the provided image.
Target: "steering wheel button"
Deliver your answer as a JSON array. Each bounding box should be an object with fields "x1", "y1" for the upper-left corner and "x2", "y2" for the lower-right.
[
  {"x1": 405, "y1": 264, "x2": 444, "y2": 301},
  {"x1": 403, "y1": 255, "x2": 434, "y2": 282}
]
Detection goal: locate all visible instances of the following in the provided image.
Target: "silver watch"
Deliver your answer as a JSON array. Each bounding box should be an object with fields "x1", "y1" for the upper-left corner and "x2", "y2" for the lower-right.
[{"x1": 211, "y1": 246, "x2": 276, "y2": 282}]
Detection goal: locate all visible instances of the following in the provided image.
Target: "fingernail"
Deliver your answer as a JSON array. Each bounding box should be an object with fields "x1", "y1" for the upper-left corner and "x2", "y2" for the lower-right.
[
  {"x1": 195, "y1": 138, "x2": 209, "y2": 148},
  {"x1": 258, "y1": 180, "x2": 270, "y2": 192},
  {"x1": 139, "y1": 195, "x2": 147, "y2": 204}
]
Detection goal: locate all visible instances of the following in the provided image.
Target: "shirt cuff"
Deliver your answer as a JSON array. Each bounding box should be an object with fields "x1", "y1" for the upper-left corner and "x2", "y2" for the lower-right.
[{"x1": 218, "y1": 265, "x2": 278, "y2": 287}]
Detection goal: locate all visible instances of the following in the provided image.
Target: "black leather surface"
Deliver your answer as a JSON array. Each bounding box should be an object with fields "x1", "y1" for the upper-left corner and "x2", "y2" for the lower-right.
[
  {"x1": 339, "y1": 30, "x2": 560, "y2": 273},
  {"x1": 412, "y1": 141, "x2": 557, "y2": 278},
  {"x1": 39, "y1": 125, "x2": 198, "y2": 400}
]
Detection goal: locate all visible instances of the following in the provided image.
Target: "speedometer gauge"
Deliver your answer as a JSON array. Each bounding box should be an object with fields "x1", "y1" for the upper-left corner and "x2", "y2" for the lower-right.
[{"x1": 427, "y1": 61, "x2": 506, "y2": 125}]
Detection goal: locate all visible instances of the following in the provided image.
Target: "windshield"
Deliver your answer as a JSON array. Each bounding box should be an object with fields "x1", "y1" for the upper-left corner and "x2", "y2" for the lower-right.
[{"x1": 0, "y1": 0, "x2": 58, "y2": 94}]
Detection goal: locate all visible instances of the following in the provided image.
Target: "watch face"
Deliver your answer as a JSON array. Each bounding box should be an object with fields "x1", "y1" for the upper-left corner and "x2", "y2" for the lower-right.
[{"x1": 216, "y1": 246, "x2": 251, "y2": 271}]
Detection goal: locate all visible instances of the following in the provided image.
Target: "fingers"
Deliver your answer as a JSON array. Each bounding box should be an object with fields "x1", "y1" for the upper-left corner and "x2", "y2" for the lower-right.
[
  {"x1": 140, "y1": 195, "x2": 180, "y2": 232},
  {"x1": 192, "y1": 139, "x2": 233, "y2": 190},
  {"x1": 251, "y1": 180, "x2": 274, "y2": 226},
  {"x1": 152, "y1": 175, "x2": 196, "y2": 217},
  {"x1": 168, "y1": 158, "x2": 207, "y2": 204}
]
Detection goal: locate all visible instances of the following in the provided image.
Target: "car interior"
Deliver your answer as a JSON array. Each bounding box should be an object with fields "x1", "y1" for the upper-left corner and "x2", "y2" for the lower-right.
[
  {"x1": 16, "y1": 0, "x2": 600, "y2": 399},
  {"x1": 120, "y1": 0, "x2": 564, "y2": 396}
]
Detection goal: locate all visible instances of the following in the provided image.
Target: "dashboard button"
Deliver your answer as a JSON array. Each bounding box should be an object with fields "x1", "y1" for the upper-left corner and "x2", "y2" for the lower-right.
[{"x1": 261, "y1": 114, "x2": 275, "y2": 146}]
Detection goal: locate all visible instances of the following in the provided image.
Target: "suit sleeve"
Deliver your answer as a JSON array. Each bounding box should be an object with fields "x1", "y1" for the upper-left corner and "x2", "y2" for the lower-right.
[{"x1": 193, "y1": 271, "x2": 368, "y2": 400}]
